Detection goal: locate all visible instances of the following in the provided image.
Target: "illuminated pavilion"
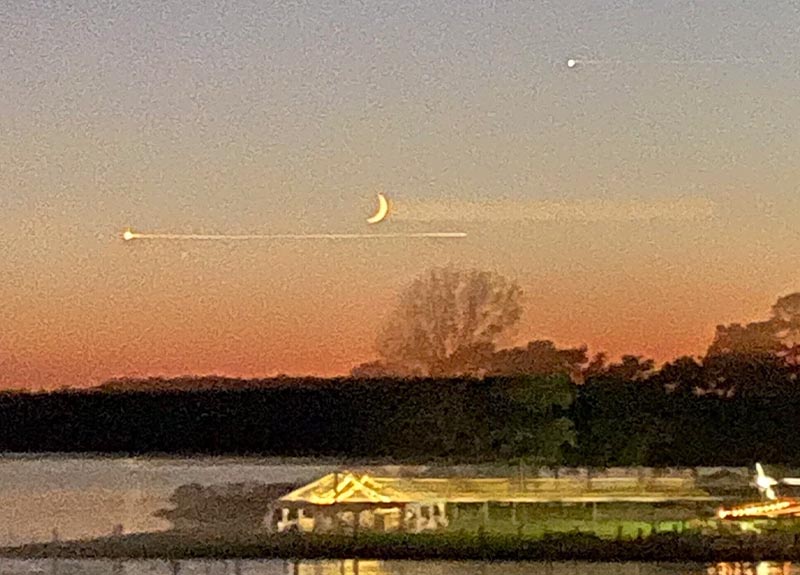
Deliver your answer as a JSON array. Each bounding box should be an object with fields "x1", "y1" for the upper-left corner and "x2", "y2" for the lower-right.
[{"x1": 265, "y1": 470, "x2": 719, "y2": 534}]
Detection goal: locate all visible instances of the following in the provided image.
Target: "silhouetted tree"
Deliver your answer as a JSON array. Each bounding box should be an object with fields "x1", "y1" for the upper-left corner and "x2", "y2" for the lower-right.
[
  {"x1": 703, "y1": 293, "x2": 800, "y2": 394},
  {"x1": 487, "y1": 340, "x2": 589, "y2": 381},
  {"x1": 706, "y1": 293, "x2": 800, "y2": 360},
  {"x1": 653, "y1": 356, "x2": 704, "y2": 395},
  {"x1": 703, "y1": 351, "x2": 790, "y2": 398},
  {"x1": 155, "y1": 482, "x2": 298, "y2": 532},
  {"x1": 581, "y1": 352, "x2": 609, "y2": 381},
  {"x1": 706, "y1": 321, "x2": 783, "y2": 359},
  {"x1": 350, "y1": 360, "x2": 410, "y2": 378},
  {"x1": 490, "y1": 374, "x2": 576, "y2": 465},
  {"x1": 374, "y1": 267, "x2": 523, "y2": 377},
  {"x1": 13, "y1": 288, "x2": 800, "y2": 467},
  {"x1": 611, "y1": 355, "x2": 655, "y2": 380},
  {"x1": 582, "y1": 354, "x2": 655, "y2": 382},
  {"x1": 569, "y1": 373, "x2": 670, "y2": 467},
  {"x1": 772, "y1": 293, "x2": 800, "y2": 365}
]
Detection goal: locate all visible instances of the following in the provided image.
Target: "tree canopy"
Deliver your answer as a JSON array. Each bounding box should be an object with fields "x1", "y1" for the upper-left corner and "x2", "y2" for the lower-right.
[{"x1": 374, "y1": 266, "x2": 523, "y2": 377}]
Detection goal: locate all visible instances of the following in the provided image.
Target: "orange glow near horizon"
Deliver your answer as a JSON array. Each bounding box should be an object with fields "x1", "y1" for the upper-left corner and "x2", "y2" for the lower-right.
[
  {"x1": 4, "y1": 3, "x2": 800, "y2": 390},
  {"x1": 1, "y1": 220, "x2": 795, "y2": 390},
  {"x1": 0, "y1": 272, "x2": 781, "y2": 390}
]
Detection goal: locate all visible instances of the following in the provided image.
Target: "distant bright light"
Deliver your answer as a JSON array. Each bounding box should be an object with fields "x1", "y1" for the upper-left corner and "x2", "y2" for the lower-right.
[
  {"x1": 122, "y1": 229, "x2": 135, "y2": 241},
  {"x1": 567, "y1": 59, "x2": 577, "y2": 68}
]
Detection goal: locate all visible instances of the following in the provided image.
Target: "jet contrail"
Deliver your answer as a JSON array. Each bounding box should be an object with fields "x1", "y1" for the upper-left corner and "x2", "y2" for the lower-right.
[
  {"x1": 122, "y1": 230, "x2": 467, "y2": 241},
  {"x1": 565, "y1": 56, "x2": 767, "y2": 68}
]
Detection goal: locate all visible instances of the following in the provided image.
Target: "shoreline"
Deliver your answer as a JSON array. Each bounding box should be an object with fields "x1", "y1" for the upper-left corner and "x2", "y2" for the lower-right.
[{"x1": 5, "y1": 531, "x2": 800, "y2": 563}]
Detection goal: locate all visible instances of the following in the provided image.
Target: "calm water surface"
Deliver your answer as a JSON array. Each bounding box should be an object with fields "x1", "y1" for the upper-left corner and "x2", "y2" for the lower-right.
[
  {"x1": 0, "y1": 456, "x2": 791, "y2": 575},
  {"x1": 0, "y1": 455, "x2": 336, "y2": 545},
  {"x1": 0, "y1": 560, "x2": 792, "y2": 575}
]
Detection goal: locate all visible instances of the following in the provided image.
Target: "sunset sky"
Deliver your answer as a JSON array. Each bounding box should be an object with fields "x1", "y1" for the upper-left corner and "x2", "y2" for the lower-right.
[{"x1": 2, "y1": 1, "x2": 800, "y2": 389}]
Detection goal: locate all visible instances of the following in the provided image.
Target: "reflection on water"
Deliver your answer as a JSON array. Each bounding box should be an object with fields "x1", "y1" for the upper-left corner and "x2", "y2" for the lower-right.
[
  {"x1": 709, "y1": 563, "x2": 792, "y2": 575},
  {"x1": 0, "y1": 561, "x2": 797, "y2": 575}
]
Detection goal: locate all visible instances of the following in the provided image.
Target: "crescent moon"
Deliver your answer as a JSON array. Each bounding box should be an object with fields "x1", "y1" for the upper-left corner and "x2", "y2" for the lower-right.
[{"x1": 366, "y1": 193, "x2": 390, "y2": 224}]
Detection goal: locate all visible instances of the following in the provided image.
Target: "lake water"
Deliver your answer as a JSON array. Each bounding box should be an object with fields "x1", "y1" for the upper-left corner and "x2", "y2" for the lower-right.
[
  {"x1": 0, "y1": 456, "x2": 786, "y2": 575},
  {"x1": 0, "y1": 454, "x2": 336, "y2": 546},
  {"x1": 0, "y1": 560, "x2": 791, "y2": 575}
]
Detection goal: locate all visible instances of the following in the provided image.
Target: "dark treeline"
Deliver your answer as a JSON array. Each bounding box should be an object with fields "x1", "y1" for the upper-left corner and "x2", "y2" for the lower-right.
[
  {"x1": 569, "y1": 355, "x2": 800, "y2": 467},
  {"x1": 4, "y1": 273, "x2": 800, "y2": 465},
  {"x1": 0, "y1": 267, "x2": 800, "y2": 467},
  {"x1": 2, "y1": 353, "x2": 800, "y2": 466},
  {"x1": 0, "y1": 376, "x2": 571, "y2": 460}
]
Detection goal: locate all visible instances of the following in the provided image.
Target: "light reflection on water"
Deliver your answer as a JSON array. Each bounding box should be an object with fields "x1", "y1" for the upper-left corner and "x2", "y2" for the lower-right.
[
  {"x1": 0, "y1": 561, "x2": 796, "y2": 575},
  {"x1": 708, "y1": 563, "x2": 792, "y2": 575}
]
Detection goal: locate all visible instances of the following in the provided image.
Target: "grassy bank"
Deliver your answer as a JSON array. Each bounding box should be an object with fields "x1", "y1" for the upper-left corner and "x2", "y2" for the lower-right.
[{"x1": 6, "y1": 530, "x2": 800, "y2": 563}]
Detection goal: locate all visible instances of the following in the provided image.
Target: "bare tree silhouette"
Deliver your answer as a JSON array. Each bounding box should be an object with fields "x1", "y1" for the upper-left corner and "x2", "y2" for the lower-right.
[{"x1": 375, "y1": 266, "x2": 523, "y2": 377}]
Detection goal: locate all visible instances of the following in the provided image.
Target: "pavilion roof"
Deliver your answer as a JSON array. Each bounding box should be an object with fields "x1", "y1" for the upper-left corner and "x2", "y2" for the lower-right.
[{"x1": 277, "y1": 470, "x2": 719, "y2": 506}]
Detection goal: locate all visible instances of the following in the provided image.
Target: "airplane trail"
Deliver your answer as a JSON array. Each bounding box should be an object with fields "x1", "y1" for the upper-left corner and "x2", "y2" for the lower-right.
[
  {"x1": 123, "y1": 231, "x2": 467, "y2": 241},
  {"x1": 567, "y1": 57, "x2": 768, "y2": 66}
]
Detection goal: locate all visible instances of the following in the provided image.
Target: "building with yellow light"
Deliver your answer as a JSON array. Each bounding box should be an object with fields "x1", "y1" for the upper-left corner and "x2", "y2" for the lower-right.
[{"x1": 266, "y1": 469, "x2": 719, "y2": 534}]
